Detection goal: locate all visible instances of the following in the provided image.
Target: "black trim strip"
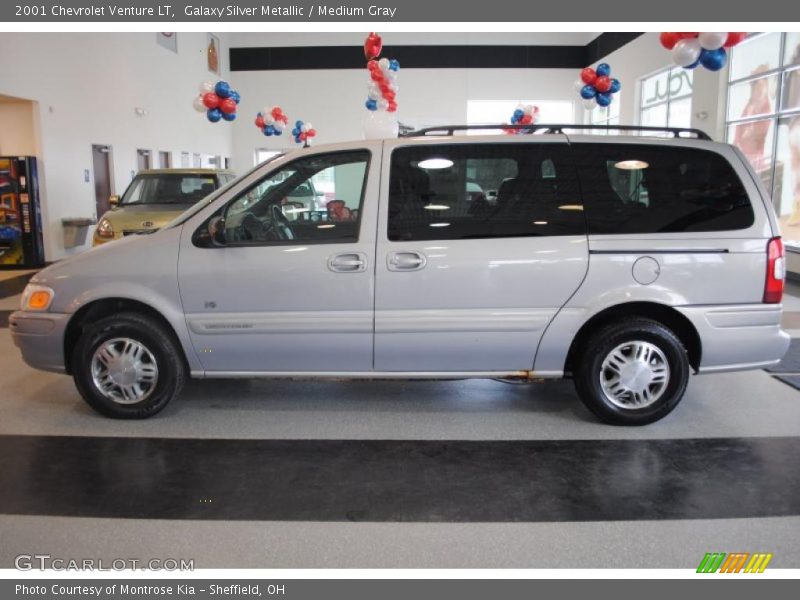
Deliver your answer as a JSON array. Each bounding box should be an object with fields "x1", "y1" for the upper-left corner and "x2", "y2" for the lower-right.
[
  {"x1": 0, "y1": 435, "x2": 798, "y2": 522},
  {"x1": 229, "y1": 33, "x2": 643, "y2": 71},
  {"x1": 0, "y1": 310, "x2": 10, "y2": 328},
  {"x1": 589, "y1": 249, "x2": 730, "y2": 255}
]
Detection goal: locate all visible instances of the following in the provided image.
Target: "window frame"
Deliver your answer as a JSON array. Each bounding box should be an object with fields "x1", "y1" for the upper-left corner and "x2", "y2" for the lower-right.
[
  {"x1": 639, "y1": 66, "x2": 694, "y2": 130},
  {"x1": 195, "y1": 149, "x2": 372, "y2": 248}
]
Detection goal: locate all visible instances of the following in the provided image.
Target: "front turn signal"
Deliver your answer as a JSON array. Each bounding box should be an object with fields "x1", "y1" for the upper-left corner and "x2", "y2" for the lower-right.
[{"x1": 21, "y1": 285, "x2": 54, "y2": 312}]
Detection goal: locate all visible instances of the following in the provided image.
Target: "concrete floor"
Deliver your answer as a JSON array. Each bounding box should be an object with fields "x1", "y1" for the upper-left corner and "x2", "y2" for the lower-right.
[{"x1": 1, "y1": 284, "x2": 800, "y2": 568}]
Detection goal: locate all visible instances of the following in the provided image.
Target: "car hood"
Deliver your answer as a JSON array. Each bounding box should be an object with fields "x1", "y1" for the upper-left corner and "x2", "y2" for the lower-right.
[{"x1": 101, "y1": 204, "x2": 193, "y2": 231}]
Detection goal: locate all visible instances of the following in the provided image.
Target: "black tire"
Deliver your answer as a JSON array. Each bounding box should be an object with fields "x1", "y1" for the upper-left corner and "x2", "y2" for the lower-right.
[
  {"x1": 71, "y1": 312, "x2": 186, "y2": 419},
  {"x1": 573, "y1": 318, "x2": 690, "y2": 425}
]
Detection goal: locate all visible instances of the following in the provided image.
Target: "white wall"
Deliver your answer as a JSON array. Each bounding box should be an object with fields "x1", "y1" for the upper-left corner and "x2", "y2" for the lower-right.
[
  {"x1": 0, "y1": 32, "x2": 233, "y2": 261},
  {"x1": 0, "y1": 100, "x2": 39, "y2": 156}
]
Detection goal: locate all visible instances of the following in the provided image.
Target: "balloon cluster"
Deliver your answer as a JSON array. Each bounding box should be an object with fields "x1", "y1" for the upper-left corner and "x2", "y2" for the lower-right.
[
  {"x1": 575, "y1": 63, "x2": 621, "y2": 109},
  {"x1": 291, "y1": 120, "x2": 317, "y2": 146},
  {"x1": 255, "y1": 106, "x2": 289, "y2": 136},
  {"x1": 504, "y1": 104, "x2": 540, "y2": 134},
  {"x1": 660, "y1": 32, "x2": 747, "y2": 72},
  {"x1": 193, "y1": 81, "x2": 240, "y2": 123},
  {"x1": 364, "y1": 33, "x2": 399, "y2": 113}
]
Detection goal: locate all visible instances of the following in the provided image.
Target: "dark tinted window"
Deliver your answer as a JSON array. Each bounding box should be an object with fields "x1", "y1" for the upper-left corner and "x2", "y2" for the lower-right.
[
  {"x1": 574, "y1": 144, "x2": 754, "y2": 234},
  {"x1": 388, "y1": 144, "x2": 584, "y2": 241}
]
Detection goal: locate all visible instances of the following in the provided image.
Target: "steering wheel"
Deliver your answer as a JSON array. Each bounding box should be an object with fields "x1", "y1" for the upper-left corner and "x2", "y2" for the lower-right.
[{"x1": 270, "y1": 205, "x2": 294, "y2": 240}]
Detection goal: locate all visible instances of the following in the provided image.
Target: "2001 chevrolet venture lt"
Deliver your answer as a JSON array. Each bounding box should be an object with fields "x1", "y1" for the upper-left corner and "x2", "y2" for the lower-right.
[{"x1": 10, "y1": 124, "x2": 790, "y2": 424}]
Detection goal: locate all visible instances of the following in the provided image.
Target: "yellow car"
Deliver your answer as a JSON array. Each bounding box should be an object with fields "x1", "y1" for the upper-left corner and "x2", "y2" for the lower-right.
[{"x1": 93, "y1": 168, "x2": 235, "y2": 246}]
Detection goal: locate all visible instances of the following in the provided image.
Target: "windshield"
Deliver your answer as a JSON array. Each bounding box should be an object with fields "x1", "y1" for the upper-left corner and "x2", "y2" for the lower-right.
[{"x1": 121, "y1": 174, "x2": 218, "y2": 205}]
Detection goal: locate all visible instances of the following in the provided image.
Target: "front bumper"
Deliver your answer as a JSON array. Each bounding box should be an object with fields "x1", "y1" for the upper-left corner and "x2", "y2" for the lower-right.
[
  {"x1": 9, "y1": 310, "x2": 70, "y2": 373},
  {"x1": 677, "y1": 304, "x2": 791, "y2": 373}
]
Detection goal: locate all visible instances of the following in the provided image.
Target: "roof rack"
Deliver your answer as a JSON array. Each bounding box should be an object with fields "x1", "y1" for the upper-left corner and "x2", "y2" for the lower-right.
[{"x1": 401, "y1": 123, "x2": 712, "y2": 141}]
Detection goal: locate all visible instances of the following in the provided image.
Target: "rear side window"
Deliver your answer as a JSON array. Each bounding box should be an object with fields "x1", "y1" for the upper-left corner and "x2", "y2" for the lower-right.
[
  {"x1": 388, "y1": 143, "x2": 584, "y2": 241},
  {"x1": 574, "y1": 143, "x2": 754, "y2": 234}
]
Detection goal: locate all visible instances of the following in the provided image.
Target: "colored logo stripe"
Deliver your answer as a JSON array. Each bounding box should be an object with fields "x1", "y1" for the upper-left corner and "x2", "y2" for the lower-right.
[{"x1": 697, "y1": 552, "x2": 773, "y2": 573}]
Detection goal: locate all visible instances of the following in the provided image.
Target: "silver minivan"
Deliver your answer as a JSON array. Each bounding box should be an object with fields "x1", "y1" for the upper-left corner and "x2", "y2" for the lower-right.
[{"x1": 10, "y1": 125, "x2": 791, "y2": 424}]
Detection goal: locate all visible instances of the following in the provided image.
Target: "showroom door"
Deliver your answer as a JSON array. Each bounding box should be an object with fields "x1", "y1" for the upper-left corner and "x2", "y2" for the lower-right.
[
  {"x1": 374, "y1": 139, "x2": 589, "y2": 372},
  {"x1": 177, "y1": 144, "x2": 381, "y2": 374},
  {"x1": 91, "y1": 144, "x2": 112, "y2": 218}
]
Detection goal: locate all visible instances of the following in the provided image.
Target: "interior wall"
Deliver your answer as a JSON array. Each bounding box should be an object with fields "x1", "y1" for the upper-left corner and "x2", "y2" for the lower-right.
[
  {"x1": 0, "y1": 32, "x2": 233, "y2": 261},
  {"x1": 0, "y1": 100, "x2": 39, "y2": 156}
]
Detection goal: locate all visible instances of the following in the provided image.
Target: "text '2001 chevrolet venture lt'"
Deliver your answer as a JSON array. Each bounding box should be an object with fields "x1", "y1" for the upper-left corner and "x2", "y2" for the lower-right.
[{"x1": 10, "y1": 124, "x2": 790, "y2": 424}]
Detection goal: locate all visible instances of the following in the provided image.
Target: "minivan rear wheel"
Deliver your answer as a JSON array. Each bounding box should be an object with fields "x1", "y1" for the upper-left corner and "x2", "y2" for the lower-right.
[
  {"x1": 574, "y1": 318, "x2": 689, "y2": 425},
  {"x1": 71, "y1": 312, "x2": 185, "y2": 418}
]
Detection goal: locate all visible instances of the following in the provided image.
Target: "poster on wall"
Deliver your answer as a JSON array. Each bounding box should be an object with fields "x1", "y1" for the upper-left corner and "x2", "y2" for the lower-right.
[
  {"x1": 156, "y1": 32, "x2": 177, "y2": 53},
  {"x1": 207, "y1": 33, "x2": 220, "y2": 75}
]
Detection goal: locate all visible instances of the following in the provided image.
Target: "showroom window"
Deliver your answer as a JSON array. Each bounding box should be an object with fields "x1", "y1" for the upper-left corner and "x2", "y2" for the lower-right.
[
  {"x1": 387, "y1": 143, "x2": 584, "y2": 241},
  {"x1": 726, "y1": 32, "x2": 800, "y2": 248},
  {"x1": 222, "y1": 150, "x2": 369, "y2": 245},
  {"x1": 586, "y1": 97, "x2": 621, "y2": 134},
  {"x1": 572, "y1": 143, "x2": 754, "y2": 234},
  {"x1": 639, "y1": 66, "x2": 693, "y2": 130},
  {"x1": 466, "y1": 100, "x2": 575, "y2": 133},
  {"x1": 255, "y1": 149, "x2": 283, "y2": 165}
]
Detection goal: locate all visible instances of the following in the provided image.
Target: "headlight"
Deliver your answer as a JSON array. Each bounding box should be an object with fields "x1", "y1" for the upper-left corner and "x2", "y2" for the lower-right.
[
  {"x1": 95, "y1": 218, "x2": 115, "y2": 238},
  {"x1": 21, "y1": 284, "x2": 55, "y2": 312}
]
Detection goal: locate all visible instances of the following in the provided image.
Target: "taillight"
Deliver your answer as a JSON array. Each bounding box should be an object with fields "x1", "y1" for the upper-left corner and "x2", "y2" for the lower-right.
[{"x1": 764, "y1": 236, "x2": 785, "y2": 304}]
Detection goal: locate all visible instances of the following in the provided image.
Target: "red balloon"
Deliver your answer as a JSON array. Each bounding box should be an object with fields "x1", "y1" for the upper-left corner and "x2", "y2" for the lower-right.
[
  {"x1": 594, "y1": 76, "x2": 612, "y2": 93},
  {"x1": 387, "y1": 102, "x2": 397, "y2": 112},
  {"x1": 676, "y1": 32, "x2": 698, "y2": 39},
  {"x1": 307, "y1": 129, "x2": 317, "y2": 138},
  {"x1": 299, "y1": 132, "x2": 307, "y2": 142},
  {"x1": 659, "y1": 32, "x2": 681, "y2": 50},
  {"x1": 202, "y1": 92, "x2": 220, "y2": 109},
  {"x1": 724, "y1": 32, "x2": 748, "y2": 48},
  {"x1": 384, "y1": 90, "x2": 396, "y2": 100},
  {"x1": 255, "y1": 114, "x2": 265, "y2": 128},
  {"x1": 219, "y1": 98, "x2": 237, "y2": 114},
  {"x1": 371, "y1": 71, "x2": 383, "y2": 82},
  {"x1": 580, "y1": 68, "x2": 597, "y2": 85},
  {"x1": 519, "y1": 114, "x2": 533, "y2": 125},
  {"x1": 364, "y1": 32, "x2": 382, "y2": 61}
]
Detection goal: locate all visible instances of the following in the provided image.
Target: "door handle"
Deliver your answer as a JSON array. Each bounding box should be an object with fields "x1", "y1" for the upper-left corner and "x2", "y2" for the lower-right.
[
  {"x1": 328, "y1": 252, "x2": 367, "y2": 273},
  {"x1": 387, "y1": 251, "x2": 427, "y2": 271}
]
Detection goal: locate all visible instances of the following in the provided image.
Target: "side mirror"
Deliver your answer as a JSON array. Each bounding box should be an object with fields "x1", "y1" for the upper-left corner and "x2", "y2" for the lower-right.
[
  {"x1": 208, "y1": 216, "x2": 226, "y2": 247},
  {"x1": 109, "y1": 195, "x2": 120, "y2": 208}
]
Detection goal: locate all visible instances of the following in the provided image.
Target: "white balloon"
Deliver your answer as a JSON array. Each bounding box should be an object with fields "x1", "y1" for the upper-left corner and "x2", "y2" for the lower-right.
[
  {"x1": 698, "y1": 32, "x2": 727, "y2": 51},
  {"x1": 192, "y1": 95, "x2": 206, "y2": 112},
  {"x1": 378, "y1": 58, "x2": 390, "y2": 71},
  {"x1": 378, "y1": 98, "x2": 389, "y2": 110},
  {"x1": 264, "y1": 114, "x2": 275, "y2": 125},
  {"x1": 199, "y1": 81, "x2": 215, "y2": 94},
  {"x1": 363, "y1": 111, "x2": 399, "y2": 140},
  {"x1": 582, "y1": 98, "x2": 596, "y2": 110},
  {"x1": 305, "y1": 122, "x2": 313, "y2": 131},
  {"x1": 574, "y1": 79, "x2": 586, "y2": 93},
  {"x1": 273, "y1": 123, "x2": 283, "y2": 132},
  {"x1": 672, "y1": 38, "x2": 702, "y2": 67},
  {"x1": 262, "y1": 106, "x2": 273, "y2": 118}
]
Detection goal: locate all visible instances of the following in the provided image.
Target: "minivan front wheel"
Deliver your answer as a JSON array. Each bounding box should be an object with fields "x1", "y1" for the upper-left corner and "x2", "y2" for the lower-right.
[
  {"x1": 72, "y1": 312, "x2": 185, "y2": 418},
  {"x1": 574, "y1": 318, "x2": 689, "y2": 425}
]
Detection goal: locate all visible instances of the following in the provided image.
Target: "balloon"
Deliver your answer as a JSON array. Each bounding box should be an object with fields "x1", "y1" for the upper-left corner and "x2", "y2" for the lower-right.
[
  {"x1": 198, "y1": 81, "x2": 215, "y2": 94},
  {"x1": 685, "y1": 58, "x2": 700, "y2": 69},
  {"x1": 676, "y1": 32, "x2": 699, "y2": 39},
  {"x1": 192, "y1": 95, "x2": 206, "y2": 112},
  {"x1": 724, "y1": 32, "x2": 747, "y2": 48},
  {"x1": 595, "y1": 93, "x2": 612, "y2": 107},
  {"x1": 698, "y1": 32, "x2": 727, "y2": 51},
  {"x1": 580, "y1": 84, "x2": 597, "y2": 99},
  {"x1": 389, "y1": 59, "x2": 400, "y2": 71},
  {"x1": 580, "y1": 67, "x2": 597, "y2": 85},
  {"x1": 206, "y1": 108, "x2": 222, "y2": 123},
  {"x1": 363, "y1": 110, "x2": 399, "y2": 139},
  {"x1": 609, "y1": 78, "x2": 621, "y2": 93},
  {"x1": 659, "y1": 32, "x2": 681, "y2": 50},
  {"x1": 221, "y1": 112, "x2": 236, "y2": 122},
  {"x1": 364, "y1": 32, "x2": 382, "y2": 60},
  {"x1": 229, "y1": 90, "x2": 241, "y2": 104},
  {"x1": 698, "y1": 47, "x2": 728, "y2": 71},
  {"x1": 214, "y1": 81, "x2": 231, "y2": 98},
  {"x1": 202, "y1": 92, "x2": 220, "y2": 109},
  {"x1": 255, "y1": 114, "x2": 265, "y2": 128},
  {"x1": 307, "y1": 129, "x2": 317, "y2": 138},
  {"x1": 596, "y1": 63, "x2": 611, "y2": 77},
  {"x1": 218, "y1": 98, "x2": 237, "y2": 114},
  {"x1": 672, "y1": 38, "x2": 702, "y2": 67},
  {"x1": 378, "y1": 57, "x2": 390, "y2": 71},
  {"x1": 365, "y1": 98, "x2": 378, "y2": 111},
  {"x1": 594, "y1": 76, "x2": 612, "y2": 93},
  {"x1": 582, "y1": 98, "x2": 597, "y2": 110}
]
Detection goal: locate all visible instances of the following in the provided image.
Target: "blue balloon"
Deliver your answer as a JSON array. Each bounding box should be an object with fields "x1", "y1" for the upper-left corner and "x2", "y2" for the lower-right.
[
  {"x1": 596, "y1": 63, "x2": 611, "y2": 77},
  {"x1": 214, "y1": 81, "x2": 231, "y2": 98},
  {"x1": 699, "y1": 47, "x2": 727, "y2": 72},
  {"x1": 229, "y1": 90, "x2": 241, "y2": 104},
  {"x1": 596, "y1": 93, "x2": 613, "y2": 107},
  {"x1": 221, "y1": 111, "x2": 236, "y2": 122},
  {"x1": 263, "y1": 125, "x2": 274, "y2": 136},
  {"x1": 365, "y1": 98, "x2": 378, "y2": 111},
  {"x1": 513, "y1": 109, "x2": 524, "y2": 119},
  {"x1": 389, "y1": 59, "x2": 400, "y2": 71},
  {"x1": 580, "y1": 84, "x2": 597, "y2": 100},
  {"x1": 206, "y1": 108, "x2": 222, "y2": 123},
  {"x1": 685, "y1": 58, "x2": 700, "y2": 70},
  {"x1": 609, "y1": 78, "x2": 621, "y2": 93},
  {"x1": 295, "y1": 120, "x2": 303, "y2": 129}
]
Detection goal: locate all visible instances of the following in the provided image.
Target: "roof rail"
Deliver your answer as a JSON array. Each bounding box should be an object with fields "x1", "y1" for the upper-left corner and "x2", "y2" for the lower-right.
[{"x1": 401, "y1": 123, "x2": 712, "y2": 141}]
